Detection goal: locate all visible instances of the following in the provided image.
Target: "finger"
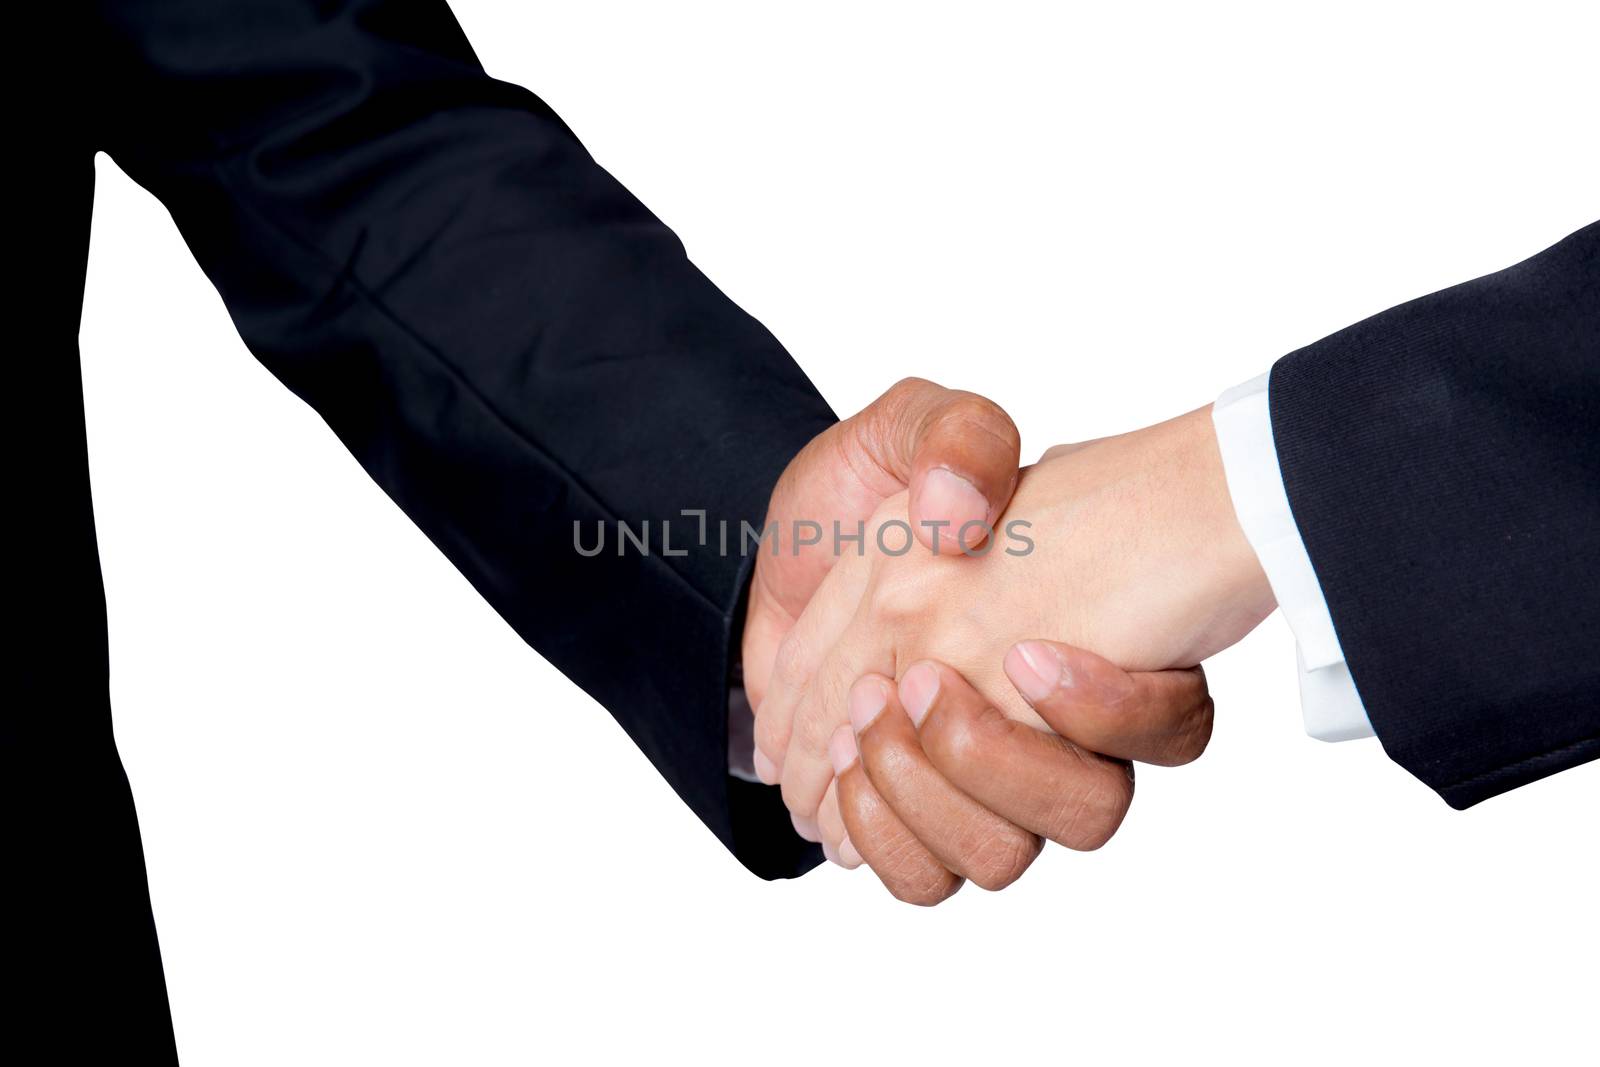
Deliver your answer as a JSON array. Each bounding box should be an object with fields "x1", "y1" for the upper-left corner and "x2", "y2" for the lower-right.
[
  {"x1": 820, "y1": 730, "x2": 861, "y2": 868},
  {"x1": 851, "y1": 674, "x2": 1042, "y2": 891},
  {"x1": 779, "y1": 629, "x2": 882, "y2": 822},
  {"x1": 831, "y1": 706, "x2": 961, "y2": 905},
  {"x1": 1004, "y1": 641, "x2": 1214, "y2": 766},
  {"x1": 791, "y1": 811, "x2": 821, "y2": 843},
  {"x1": 850, "y1": 378, "x2": 1022, "y2": 553},
  {"x1": 812, "y1": 764, "x2": 851, "y2": 863},
  {"x1": 740, "y1": 590, "x2": 793, "y2": 714},
  {"x1": 906, "y1": 661, "x2": 1136, "y2": 852},
  {"x1": 750, "y1": 552, "x2": 871, "y2": 782}
]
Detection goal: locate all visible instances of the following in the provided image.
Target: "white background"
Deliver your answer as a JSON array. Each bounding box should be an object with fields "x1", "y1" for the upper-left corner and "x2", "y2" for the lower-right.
[{"x1": 81, "y1": 2, "x2": 1596, "y2": 1064}]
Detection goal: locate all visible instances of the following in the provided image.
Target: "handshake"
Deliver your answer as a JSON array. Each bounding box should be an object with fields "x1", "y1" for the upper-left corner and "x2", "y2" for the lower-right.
[
  {"x1": 48, "y1": 4, "x2": 1597, "y2": 1049},
  {"x1": 740, "y1": 378, "x2": 1276, "y2": 903}
]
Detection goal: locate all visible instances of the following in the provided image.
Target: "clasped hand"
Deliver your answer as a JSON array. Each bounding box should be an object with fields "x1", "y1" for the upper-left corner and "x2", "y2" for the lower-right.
[{"x1": 745, "y1": 391, "x2": 1273, "y2": 904}]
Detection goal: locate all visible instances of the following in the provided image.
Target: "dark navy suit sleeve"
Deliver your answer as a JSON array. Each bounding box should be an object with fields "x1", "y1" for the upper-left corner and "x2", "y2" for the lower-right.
[
  {"x1": 1270, "y1": 221, "x2": 1600, "y2": 807},
  {"x1": 89, "y1": 0, "x2": 834, "y2": 876}
]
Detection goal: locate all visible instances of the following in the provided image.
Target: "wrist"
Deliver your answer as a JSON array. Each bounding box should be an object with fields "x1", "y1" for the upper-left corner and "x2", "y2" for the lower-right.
[
  {"x1": 1034, "y1": 406, "x2": 1274, "y2": 668},
  {"x1": 1173, "y1": 404, "x2": 1276, "y2": 655}
]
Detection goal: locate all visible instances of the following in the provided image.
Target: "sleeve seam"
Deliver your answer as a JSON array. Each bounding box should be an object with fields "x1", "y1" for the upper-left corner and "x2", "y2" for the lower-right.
[{"x1": 1440, "y1": 735, "x2": 1600, "y2": 793}]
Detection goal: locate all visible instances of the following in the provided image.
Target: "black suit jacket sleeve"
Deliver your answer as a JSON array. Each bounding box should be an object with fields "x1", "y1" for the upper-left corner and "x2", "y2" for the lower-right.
[
  {"x1": 89, "y1": 0, "x2": 834, "y2": 876},
  {"x1": 1269, "y1": 220, "x2": 1600, "y2": 808}
]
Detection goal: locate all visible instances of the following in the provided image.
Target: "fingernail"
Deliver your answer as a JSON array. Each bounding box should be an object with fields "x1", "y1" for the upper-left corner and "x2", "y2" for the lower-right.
[
  {"x1": 848, "y1": 677, "x2": 888, "y2": 733},
  {"x1": 921, "y1": 468, "x2": 990, "y2": 539},
  {"x1": 1006, "y1": 641, "x2": 1063, "y2": 703},
  {"x1": 822, "y1": 839, "x2": 842, "y2": 866},
  {"x1": 753, "y1": 747, "x2": 780, "y2": 785},
  {"x1": 828, "y1": 726, "x2": 859, "y2": 775},
  {"x1": 791, "y1": 812, "x2": 821, "y2": 842},
  {"x1": 839, "y1": 835, "x2": 863, "y2": 869},
  {"x1": 899, "y1": 662, "x2": 941, "y2": 727}
]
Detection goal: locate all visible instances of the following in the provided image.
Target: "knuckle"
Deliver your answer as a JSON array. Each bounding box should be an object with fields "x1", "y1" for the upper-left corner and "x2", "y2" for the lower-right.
[
  {"x1": 1149, "y1": 695, "x2": 1216, "y2": 766},
  {"x1": 886, "y1": 864, "x2": 961, "y2": 908},
  {"x1": 923, "y1": 701, "x2": 1008, "y2": 773},
  {"x1": 1171, "y1": 697, "x2": 1216, "y2": 765},
  {"x1": 791, "y1": 699, "x2": 835, "y2": 756},
  {"x1": 857, "y1": 726, "x2": 920, "y2": 788},
  {"x1": 923, "y1": 712, "x2": 978, "y2": 769},
  {"x1": 1048, "y1": 773, "x2": 1134, "y2": 851},
  {"x1": 947, "y1": 392, "x2": 1021, "y2": 450},
  {"x1": 752, "y1": 709, "x2": 786, "y2": 757},
  {"x1": 964, "y1": 829, "x2": 1040, "y2": 892},
  {"x1": 863, "y1": 493, "x2": 906, "y2": 534},
  {"x1": 771, "y1": 636, "x2": 810, "y2": 692},
  {"x1": 866, "y1": 561, "x2": 928, "y2": 625},
  {"x1": 883, "y1": 376, "x2": 937, "y2": 414},
  {"x1": 865, "y1": 378, "x2": 939, "y2": 444},
  {"x1": 780, "y1": 774, "x2": 823, "y2": 821}
]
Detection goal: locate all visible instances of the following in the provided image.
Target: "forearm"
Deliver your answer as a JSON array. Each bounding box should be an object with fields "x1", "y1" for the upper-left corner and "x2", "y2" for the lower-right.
[{"x1": 92, "y1": 0, "x2": 836, "y2": 873}]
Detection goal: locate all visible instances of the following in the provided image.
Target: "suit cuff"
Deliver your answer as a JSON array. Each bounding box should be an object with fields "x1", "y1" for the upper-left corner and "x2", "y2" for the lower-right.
[{"x1": 1212, "y1": 373, "x2": 1374, "y2": 742}]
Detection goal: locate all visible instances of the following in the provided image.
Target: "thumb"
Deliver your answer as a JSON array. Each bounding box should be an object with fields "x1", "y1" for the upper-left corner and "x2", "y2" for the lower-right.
[
  {"x1": 850, "y1": 378, "x2": 1022, "y2": 553},
  {"x1": 1002, "y1": 639, "x2": 1215, "y2": 767}
]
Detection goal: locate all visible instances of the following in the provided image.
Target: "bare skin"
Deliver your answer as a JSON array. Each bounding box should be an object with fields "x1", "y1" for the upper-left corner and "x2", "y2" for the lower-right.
[{"x1": 754, "y1": 406, "x2": 1275, "y2": 867}]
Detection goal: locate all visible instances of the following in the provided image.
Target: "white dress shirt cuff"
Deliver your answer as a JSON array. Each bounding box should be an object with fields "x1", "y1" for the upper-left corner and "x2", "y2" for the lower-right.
[{"x1": 1212, "y1": 373, "x2": 1374, "y2": 742}]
